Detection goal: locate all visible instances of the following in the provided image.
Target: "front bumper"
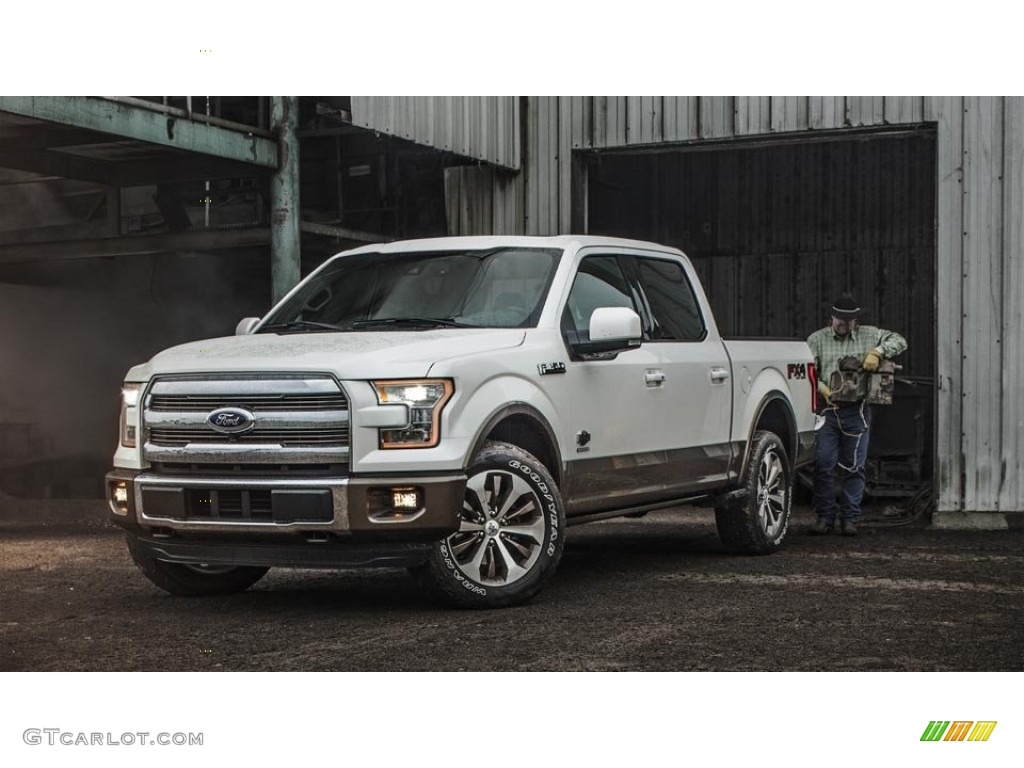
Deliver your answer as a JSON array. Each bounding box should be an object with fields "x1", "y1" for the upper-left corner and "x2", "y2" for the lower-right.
[{"x1": 106, "y1": 468, "x2": 465, "y2": 541}]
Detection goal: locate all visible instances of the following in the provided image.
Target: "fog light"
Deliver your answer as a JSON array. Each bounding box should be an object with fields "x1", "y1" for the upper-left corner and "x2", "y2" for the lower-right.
[
  {"x1": 110, "y1": 481, "x2": 130, "y2": 515},
  {"x1": 392, "y1": 488, "x2": 421, "y2": 511},
  {"x1": 367, "y1": 486, "x2": 425, "y2": 521}
]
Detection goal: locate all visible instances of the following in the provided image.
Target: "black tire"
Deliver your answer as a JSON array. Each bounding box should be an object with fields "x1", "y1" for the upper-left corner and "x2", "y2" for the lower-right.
[
  {"x1": 411, "y1": 441, "x2": 565, "y2": 608},
  {"x1": 126, "y1": 533, "x2": 269, "y2": 596},
  {"x1": 715, "y1": 430, "x2": 792, "y2": 555}
]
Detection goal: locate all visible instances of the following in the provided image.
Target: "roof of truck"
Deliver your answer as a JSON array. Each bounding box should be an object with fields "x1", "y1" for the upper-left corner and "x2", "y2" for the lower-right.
[{"x1": 334, "y1": 235, "x2": 684, "y2": 258}]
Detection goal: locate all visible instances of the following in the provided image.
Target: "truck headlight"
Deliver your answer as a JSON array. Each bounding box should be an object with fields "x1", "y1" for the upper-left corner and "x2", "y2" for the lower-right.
[
  {"x1": 372, "y1": 379, "x2": 453, "y2": 449},
  {"x1": 119, "y1": 383, "x2": 140, "y2": 448}
]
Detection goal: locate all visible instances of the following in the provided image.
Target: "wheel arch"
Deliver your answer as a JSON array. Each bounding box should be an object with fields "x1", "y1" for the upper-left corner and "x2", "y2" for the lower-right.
[
  {"x1": 469, "y1": 404, "x2": 564, "y2": 488},
  {"x1": 739, "y1": 393, "x2": 798, "y2": 485}
]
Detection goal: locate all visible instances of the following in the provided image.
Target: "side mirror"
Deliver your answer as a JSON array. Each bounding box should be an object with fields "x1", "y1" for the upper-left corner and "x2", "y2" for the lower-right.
[
  {"x1": 571, "y1": 307, "x2": 643, "y2": 358},
  {"x1": 235, "y1": 317, "x2": 261, "y2": 336}
]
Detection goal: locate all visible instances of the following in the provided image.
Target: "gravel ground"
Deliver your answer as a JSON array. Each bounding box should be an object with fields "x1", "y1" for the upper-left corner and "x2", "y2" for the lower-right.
[{"x1": 1, "y1": 497, "x2": 1021, "y2": 672}]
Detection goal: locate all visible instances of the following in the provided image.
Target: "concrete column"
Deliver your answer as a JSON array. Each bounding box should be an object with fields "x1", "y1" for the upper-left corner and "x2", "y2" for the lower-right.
[{"x1": 271, "y1": 96, "x2": 300, "y2": 303}]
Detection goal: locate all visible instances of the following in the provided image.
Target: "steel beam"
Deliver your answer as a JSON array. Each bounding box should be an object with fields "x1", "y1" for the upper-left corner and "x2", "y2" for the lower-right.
[
  {"x1": 0, "y1": 97, "x2": 278, "y2": 169},
  {"x1": 271, "y1": 97, "x2": 301, "y2": 302},
  {"x1": 0, "y1": 228, "x2": 270, "y2": 265}
]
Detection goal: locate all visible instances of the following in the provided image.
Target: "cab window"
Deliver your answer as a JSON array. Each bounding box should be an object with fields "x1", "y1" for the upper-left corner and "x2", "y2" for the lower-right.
[
  {"x1": 562, "y1": 255, "x2": 635, "y2": 339},
  {"x1": 629, "y1": 257, "x2": 706, "y2": 342}
]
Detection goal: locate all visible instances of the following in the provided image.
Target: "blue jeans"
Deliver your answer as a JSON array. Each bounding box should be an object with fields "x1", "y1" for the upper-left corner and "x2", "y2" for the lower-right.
[{"x1": 813, "y1": 403, "x2": 873, "y2": 523}]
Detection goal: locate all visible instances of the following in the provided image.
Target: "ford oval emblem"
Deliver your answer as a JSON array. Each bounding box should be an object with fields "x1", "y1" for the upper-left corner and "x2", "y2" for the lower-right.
[{"x1": 207, "y1": 407, "x2": 255, "y2": 434}]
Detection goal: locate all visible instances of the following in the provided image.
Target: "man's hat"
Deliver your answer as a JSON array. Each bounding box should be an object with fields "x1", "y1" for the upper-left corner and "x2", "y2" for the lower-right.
[{"x1": 831, "y1": 293, "x2": 863, "y2": 319}]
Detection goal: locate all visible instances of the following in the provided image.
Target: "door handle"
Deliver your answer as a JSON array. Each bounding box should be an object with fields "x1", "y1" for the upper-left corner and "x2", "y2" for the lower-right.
[
  {"x1": 645, "y1": 371, "x2": 666, "y2": 387},
  {"x1": 710, "y1": 367, "x2": 730, "y2": 382}
]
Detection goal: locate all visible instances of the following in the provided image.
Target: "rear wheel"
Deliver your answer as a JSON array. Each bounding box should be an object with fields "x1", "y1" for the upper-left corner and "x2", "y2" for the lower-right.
[
  {"x1": 715, "y1": 430, "x2": 792, "y2": 555},
  {"x1": 412, "y1": 441, "x2": 565, "y2": 608},
  {"x1": 126, "y1": 533, "x2": 269, "y2": 596}
]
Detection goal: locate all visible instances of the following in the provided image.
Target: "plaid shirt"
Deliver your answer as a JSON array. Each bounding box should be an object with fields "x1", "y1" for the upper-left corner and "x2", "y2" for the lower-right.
[{"x1": 807, "y1": 324, "x2": 908, "y2": 396}]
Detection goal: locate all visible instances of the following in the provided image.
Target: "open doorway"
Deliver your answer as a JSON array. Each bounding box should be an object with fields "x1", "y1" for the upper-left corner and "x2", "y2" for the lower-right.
[{"x1": 583, "y1": 129, "x2": 937, "y2": 513}]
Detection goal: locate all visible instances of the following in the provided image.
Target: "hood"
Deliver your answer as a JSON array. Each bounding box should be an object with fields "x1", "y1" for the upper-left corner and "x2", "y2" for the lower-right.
[{"x1": 126, "y1": 329, "x2": 526, "y2": 381}]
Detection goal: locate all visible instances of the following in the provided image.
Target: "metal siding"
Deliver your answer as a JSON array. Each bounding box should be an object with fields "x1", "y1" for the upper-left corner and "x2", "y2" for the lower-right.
[
  {"x1": 771, "y1": 96, "x2": 809, "y2": 133},
  {"x1": 962, "y1": 97, "x2": 1005, "y2": 510},
  {"x1": 599, "y1": 97, "x2": 628, "y2": 146},
  {"x1": 736, "y1": 96, "x2": 771, "y2": 136},
  {"x1": 592, "y1": 96, "x2": 608, "y2": 147},
  {"x1": 627, "y1": 98, "x2": 643, "y2": 145},
  {"x1": 570, "y1": 96, "x2": 591, "y2": 149},
  {"x1": 884, "y1": 96, "x2": 925, "y2": 125},
  {"x1": 930, "y1": 96, "x2": 966, "y2": 512},
  {"x1": 524, "y1": 96, "x2": 560, "y2": 236},
  {"x1": 700, "y1": 96, "x2": 735, "y2": 139},
  {"x1": 559, "y1": 97, "x2": 573, "y2": 232},
  {"x1": 662, "y1": 97, "x2": 700, "y2": 142},
  {"x1": 444, "y1": 166, "x2": 494, "y2": 236},
  {"x1": 810, "y1": 96, "x2": 847, "y2": 130},
  {"x1": 847, "y1": 96, "x2": 886, "y2": 127},
  {"x1": 1001, "y1": 97, "x2": 1024, "y2": 511},
  {"x1": 351, "y1": 96, "x2": 520, "y2": 170},
  {"x1": 544, "y1": 96, "x2": 559, "y2": 233},
  {"x1": 636, "y1": 96, "x2": 663, "y2": 145},
  {"x1": 492, "y1": 167, "x2": 524, "y2": 235},
  {"x1": 525, "y1": 96, "x2": 540, "y2": 235}
]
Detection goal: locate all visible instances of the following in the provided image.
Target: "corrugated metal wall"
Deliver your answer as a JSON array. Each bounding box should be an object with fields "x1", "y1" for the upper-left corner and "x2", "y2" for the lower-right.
[
  {"x1": 364, "y1": 96, "x2": 1024, "y2": 517},
  {"x1": 351, "y1": 96, "x2": 521, "y2": 170}
]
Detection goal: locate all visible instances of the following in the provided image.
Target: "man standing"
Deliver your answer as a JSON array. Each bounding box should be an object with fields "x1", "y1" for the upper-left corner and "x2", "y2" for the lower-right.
[{"x1": 807, "y1": 293, "x2": 907, "y2": 536}]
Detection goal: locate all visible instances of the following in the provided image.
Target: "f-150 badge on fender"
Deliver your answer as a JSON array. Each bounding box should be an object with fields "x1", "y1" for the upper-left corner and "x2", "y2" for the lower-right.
[{"x1": 538, "y1": 362, "x2": 566, "y2": 375}]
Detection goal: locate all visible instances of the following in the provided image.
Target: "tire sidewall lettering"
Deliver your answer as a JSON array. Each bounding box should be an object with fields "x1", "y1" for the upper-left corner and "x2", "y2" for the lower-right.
[{"x1": 507, "y1": 459, "x2": 560, "y2": 543}]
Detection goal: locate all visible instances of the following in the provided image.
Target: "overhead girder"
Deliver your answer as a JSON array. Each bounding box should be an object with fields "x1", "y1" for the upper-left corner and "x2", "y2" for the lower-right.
[{"x1": 0, "y1": 97, "x2": 278, "y2": 169}]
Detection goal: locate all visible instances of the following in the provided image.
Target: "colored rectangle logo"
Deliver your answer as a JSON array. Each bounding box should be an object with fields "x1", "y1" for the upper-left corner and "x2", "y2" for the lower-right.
[{"x1": 921, "y1": 721, "x2": 997, "y2": 742}]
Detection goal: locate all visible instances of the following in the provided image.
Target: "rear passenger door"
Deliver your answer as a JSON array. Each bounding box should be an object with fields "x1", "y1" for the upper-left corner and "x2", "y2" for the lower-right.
[{"x1": 624, "y1": 255, "x2": 733, "y2": 489}]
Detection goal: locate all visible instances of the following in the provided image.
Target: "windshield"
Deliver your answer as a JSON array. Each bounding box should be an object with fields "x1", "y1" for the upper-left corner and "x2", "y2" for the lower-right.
[{"x1": 260, "y1": 247, "x2": 561, "y2": 332}]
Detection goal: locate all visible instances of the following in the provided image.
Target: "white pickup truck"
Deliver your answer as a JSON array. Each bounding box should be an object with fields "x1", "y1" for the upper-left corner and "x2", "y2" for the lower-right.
[{"x1": 107, "y1": 236, "x2": 816, "y2": 608}]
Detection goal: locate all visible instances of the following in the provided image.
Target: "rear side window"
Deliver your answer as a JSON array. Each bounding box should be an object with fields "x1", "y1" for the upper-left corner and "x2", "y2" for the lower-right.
[{"x1": 631, "y1": 257, "x2": 706, "y2": 342}]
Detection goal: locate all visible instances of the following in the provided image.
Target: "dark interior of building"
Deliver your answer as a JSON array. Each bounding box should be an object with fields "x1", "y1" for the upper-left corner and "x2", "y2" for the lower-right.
[
  {"x1": 585, "y1": 130, "x2": 937, "y2": 499},
  {"x1": 0, "y1": 97, "x2": 466, "y2": 498}
]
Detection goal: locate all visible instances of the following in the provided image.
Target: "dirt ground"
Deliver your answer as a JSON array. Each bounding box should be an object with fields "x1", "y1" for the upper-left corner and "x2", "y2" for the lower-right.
[{"x1": 1, "y1": 496, "x2": 1021, "y2": 672}]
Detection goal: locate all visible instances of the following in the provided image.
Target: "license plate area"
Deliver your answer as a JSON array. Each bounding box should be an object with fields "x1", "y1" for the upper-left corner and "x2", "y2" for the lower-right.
[{"x1": 141, "y1": 487, "x2": 332, "y2": 523}]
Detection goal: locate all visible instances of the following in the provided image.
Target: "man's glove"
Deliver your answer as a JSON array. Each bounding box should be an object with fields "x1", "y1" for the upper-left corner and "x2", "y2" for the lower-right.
[
  {"x1": 817, "y1": 381, "x2": 832, "y2": 403},
  {"x1": 862, "y1": 348, "x2": 883, "y2": 371}
]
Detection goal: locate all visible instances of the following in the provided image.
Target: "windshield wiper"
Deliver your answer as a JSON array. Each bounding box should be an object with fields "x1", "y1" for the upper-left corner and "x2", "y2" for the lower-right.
[
  {"x1": 349, "y1": 317, "x2": 479, "y2": 329},
  {"x1": 258, "y1": 320, "x2": 348, "y2": 333}
]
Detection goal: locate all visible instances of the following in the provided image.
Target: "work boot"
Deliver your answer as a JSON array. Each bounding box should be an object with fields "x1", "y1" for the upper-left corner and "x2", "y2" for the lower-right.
[
  {"x1": 840, "y1": 520, "x2": 858, "y2": 537},
  {"x1": 808, "y1": 519, "x2": 834, "y2": 535}
]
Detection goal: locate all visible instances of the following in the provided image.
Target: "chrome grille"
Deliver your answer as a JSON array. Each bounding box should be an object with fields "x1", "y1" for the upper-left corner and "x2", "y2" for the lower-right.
[
  {"x1": 149, "y1": 427, "x2": 349, "y2": 446},
  {"x1": 149, "y1": 394, "x2": 348, "y2": 412},
  {"x1": 143, "y1": 375, "x2": 350, "y2": 464}
]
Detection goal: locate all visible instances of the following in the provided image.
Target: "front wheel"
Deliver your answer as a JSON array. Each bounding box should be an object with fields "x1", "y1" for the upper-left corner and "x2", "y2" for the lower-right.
[
  {"x1": 126, "y1": 533, "x2": 269, "y2": 596},
  {"x1": 411, "y1": 441, "x2": 565, "y2": 608},
  {"x1": 715, "y1": 430, "x2": 792, "y2": 555}
]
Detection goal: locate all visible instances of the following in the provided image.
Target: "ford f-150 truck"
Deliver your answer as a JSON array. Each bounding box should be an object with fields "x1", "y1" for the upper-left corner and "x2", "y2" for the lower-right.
[{"x1": 107, "y1": 236, "x2": 816, "y2": 608}]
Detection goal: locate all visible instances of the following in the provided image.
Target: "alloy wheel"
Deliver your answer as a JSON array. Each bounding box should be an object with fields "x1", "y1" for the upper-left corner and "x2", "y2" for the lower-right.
[
  {"x1": 448, "y1": 470, "x2": 546, "y2": 586},
  {"x1": 756, "y1": 448, "x2": 787, "y2": 540}
]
